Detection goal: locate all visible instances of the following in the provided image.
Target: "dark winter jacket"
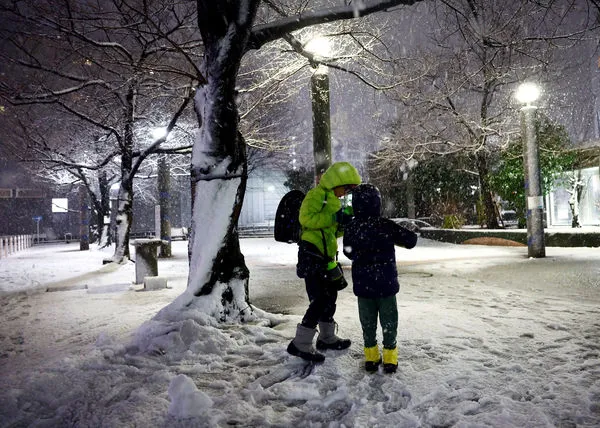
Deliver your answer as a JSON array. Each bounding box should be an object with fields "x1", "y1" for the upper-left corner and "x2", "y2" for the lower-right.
[{"x1": 343, "y1": 184, "x2": 417, "y2": 299}]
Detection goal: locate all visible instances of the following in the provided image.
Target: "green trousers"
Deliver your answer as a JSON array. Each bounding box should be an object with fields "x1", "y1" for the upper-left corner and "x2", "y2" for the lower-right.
[{"x1": 357, "y1": 295, "x2": 398, "y2": 349}]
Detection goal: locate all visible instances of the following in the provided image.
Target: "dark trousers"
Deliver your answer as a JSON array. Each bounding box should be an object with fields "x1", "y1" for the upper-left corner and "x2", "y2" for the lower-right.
[
  {"x1": 301, "y1": 273, "x2": 338, "y2": 329},
  {"x1": 357, "y1": 295, "x2": 398, "y2": 349}
]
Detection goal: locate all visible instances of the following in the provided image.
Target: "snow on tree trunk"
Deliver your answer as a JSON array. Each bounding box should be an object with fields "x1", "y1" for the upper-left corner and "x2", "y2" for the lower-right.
[
  {"x1": 111, "y1": 83, "x2": 136, "y2": 262},
  {"x1": 155, "y1": 87, "x2": 251, "y2": 323},
  {"x1": 98, "y1": 225, "x2": 110, "y2": 248},
  {"x1": 111, "y1": 180, "x2": 133, "y2": 262},
  {"x1": 568, "y1": 173, "x2": 584, "y2": 228},
  {"x1": 154, "y1": 2, "x2": 257, "y2": 323},
  {"x1": 98, "y1": 171, "x2": 112, "y2": 247}
]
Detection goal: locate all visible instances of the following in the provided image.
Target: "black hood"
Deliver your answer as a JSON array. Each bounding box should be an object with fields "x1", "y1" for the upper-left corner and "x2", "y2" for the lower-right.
[{"x1": 352, "y1": 184, "x2": 381, "y2": 219}]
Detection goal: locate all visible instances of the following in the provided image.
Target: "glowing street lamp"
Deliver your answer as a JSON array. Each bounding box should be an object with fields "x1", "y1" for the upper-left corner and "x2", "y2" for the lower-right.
[
  {"x1": 151, "y1": 127, "x2": 168, "y2": 141},
  {"x1": 515, "y1": 82, "x2": 541, "y2": 106},
  {"x1": 516, "y1": 82, "x2": 545, "y2": 258},
  {"x1": 305, "y1": 37, "x2": 332, "y2": 64},
  {"x1": 305, "y1": 36, "x2": 333, "y2": 184}
]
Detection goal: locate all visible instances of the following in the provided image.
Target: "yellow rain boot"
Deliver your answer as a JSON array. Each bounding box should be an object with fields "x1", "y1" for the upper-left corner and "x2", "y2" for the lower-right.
[
  {"x1": 382, "y1": 347, "x2": 398, "y2": 374},
  {"x1": 364, "y1": 345, "x2": 381, "y2": 373}
]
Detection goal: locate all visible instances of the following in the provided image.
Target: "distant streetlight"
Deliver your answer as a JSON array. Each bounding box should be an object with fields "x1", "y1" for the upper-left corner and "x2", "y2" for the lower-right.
[
  {"x1": 516, "y1": 82, "x2": 545, "y2": 258},
  {"x1": 151, "y1": 127, "x2": 168, "y2": 141},
  {"x1": 305, "y1": 36, "x2": 333, "y2": 184}
]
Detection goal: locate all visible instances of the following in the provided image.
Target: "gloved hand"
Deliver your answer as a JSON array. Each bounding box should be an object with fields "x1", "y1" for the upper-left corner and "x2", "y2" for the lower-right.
[
  {"x1": 326, "y1": 261, "x2": 342, "y2": 278},
  {"x1": 335, "y1": 205, "x2": 354, "y2": 225},
  {"x1": 325, "y1": 262, "x2": 348, "y2": 290}
]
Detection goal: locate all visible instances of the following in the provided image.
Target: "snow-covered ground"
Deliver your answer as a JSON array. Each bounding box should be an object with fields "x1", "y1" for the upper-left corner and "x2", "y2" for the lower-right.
[{"x1": 1, "y1": 237, "x2": 599, "y2": 427}]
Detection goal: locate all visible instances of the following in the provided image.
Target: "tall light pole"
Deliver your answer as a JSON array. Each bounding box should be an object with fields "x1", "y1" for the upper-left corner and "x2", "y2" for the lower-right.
[
  {"x1": 305, "y1": 37, "x2": 332, "y2": 184},
  {"x1": 516, "y1": 82, "x2": 545, "y2": 258},
  {"x1": 152, "y1": 127, "x2": 172, "y2": 258},
  {"x1": 157, "y1": 157, "x2": 172, "y2": 258}
]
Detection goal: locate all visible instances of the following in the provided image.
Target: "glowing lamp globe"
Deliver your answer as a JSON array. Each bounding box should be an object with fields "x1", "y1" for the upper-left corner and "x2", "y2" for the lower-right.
[
  {"x1": 304, "y1": 36, "x2": 332, "y2": 58},
  {"x1": 515, "y1": 82, "x2": 541, "y2": 105},
  {"x1": 152, "y1": 127, "x2": 168, "y2": 141}
]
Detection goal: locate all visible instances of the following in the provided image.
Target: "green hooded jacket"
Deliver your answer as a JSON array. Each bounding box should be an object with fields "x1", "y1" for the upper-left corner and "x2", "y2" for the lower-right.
[{"x1": 299, "y1": 162, "x2": 362, "y2": 262}]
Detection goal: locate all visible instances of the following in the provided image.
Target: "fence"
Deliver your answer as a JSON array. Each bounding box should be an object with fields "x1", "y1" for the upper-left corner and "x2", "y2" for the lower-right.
[{"x1": 0, "y1": 235, "x2": 34, "y2": 258}]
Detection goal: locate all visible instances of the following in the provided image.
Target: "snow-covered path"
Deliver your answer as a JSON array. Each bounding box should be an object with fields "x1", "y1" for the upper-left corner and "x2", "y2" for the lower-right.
[{"x1": 1, "y1": 239, "x2": 599, "y2": 427}]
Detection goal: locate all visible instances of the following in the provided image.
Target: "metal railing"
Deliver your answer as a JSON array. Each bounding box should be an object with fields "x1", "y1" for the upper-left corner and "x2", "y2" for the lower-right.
[{"x1": 0, "y1": 235, "x2": 34, "y2": 258}]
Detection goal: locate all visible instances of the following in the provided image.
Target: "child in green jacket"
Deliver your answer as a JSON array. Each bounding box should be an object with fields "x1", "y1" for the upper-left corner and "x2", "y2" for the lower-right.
[{"x1": 287, "y1": 161, "x2": 361, "y2": 362}]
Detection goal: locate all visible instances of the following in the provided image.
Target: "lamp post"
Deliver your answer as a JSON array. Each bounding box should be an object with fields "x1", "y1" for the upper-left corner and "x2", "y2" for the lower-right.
[
  {"x1": 152, "y1": 127, "x2": 172, "y2": 258},
  {"x1": 305, "y1": 37, "x2": 332, "y2": 184},
  {"x1": 157, "y1": 157, "x2": 172, "y2": 258},
  {"x1": 516, "y1": 82, "x2": 545, "y2": 258}
]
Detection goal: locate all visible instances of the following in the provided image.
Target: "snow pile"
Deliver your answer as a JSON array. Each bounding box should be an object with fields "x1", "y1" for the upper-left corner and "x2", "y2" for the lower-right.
[{"x1": 168, "y1": 374, "x2": 213, "y2": 418}]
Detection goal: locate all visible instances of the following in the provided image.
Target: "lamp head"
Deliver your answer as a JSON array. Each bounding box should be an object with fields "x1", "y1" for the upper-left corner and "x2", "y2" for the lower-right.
[
  {"x1": 151, "y1": 127, "x2": 168, "y2": 141},
  {"x1": 304, "y1": 36, "x2": 332, "y2": 58},
  {"x1": 515, "y1": 82, "x2": 541, "y2": 106}
]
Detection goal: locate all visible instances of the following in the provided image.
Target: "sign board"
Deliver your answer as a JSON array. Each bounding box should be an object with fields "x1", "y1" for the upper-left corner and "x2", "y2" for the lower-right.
[
  {"x1": 32, "y1": 216, "x2": 42, "y2": 222},
  {"x1": 52, "y1": 198, "x2": 69, "y2": 213},
  {"x1": 527, "y1": 196, "x2": 544, "y2": 210},
  {"x1": 0, "y1": 188, "x2": 12, "y2": 198}
]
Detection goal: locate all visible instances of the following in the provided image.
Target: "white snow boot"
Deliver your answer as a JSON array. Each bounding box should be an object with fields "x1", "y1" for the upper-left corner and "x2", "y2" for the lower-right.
[
  {"x1": 287, "y1": 324, "x2": 325, "y2": 362},
  {"x1": 316, "y1": 321, "x2": 351, "y2": 350}
]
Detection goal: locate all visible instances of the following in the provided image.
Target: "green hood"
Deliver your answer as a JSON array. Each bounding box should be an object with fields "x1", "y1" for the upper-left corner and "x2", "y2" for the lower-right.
[{"x1": 318, "y1": 162, "x2": 362, "y2": 190}]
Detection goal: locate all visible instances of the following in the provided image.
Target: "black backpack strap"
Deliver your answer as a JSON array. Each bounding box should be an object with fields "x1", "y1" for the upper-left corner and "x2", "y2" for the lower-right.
[{"x1": 320, "y1": 229, "x2": 337, "y2": 263}]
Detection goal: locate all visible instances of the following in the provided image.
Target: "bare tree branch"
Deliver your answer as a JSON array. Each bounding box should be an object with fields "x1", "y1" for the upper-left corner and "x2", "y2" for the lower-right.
[{"x1": 247, "y1": 0, "x2": 422, "y2": 50}]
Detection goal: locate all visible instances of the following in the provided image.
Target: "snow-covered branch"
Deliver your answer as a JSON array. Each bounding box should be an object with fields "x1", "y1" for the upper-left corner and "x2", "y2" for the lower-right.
[{"x1": 247, "y1": 0, "x2": 423, "y2": 51}]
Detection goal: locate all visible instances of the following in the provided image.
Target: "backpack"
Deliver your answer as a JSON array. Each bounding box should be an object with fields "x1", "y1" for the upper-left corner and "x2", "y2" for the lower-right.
[{"x1": 274, "y1": 189, "x2": 305, "y2": 243}]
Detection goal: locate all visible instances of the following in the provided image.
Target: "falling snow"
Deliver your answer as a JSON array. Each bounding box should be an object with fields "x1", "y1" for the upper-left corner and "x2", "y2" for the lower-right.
[{"x1": 1, "y1": 237, "x2": 599, "y2": 426}]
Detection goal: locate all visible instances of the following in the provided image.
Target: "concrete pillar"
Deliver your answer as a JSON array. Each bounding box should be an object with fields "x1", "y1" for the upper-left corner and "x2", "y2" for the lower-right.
[{"x1": 132, "y1": 239, "x2": 163, "y2": 284}]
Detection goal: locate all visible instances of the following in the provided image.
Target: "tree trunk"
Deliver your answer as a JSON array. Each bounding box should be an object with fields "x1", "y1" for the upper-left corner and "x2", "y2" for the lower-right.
[
  {"x1": 158, "y1": 88, "x2": 250, "y2": 321},
  {"x1": 476, "y1": 152, "x2": 499, "y2": 229},
  {"x1": 406, "y1": 173, "x2": 416, "y2": 218},
  {"x1": 79, "y1": 185, "x2": 90, "y2": 251},
  {"x1": 112, "y1": 178, "x2": 133, "y2": 261},
  {"x1": 86, "y1": 171, "x2": 110, "y2": 246},
  {"x1": 98, "y1": 171, "x2": 112, "y2": 246},
  {"x1": 569, "y1": 173, "x2": 584, "y2": 228},
  {"x1": 111, "y1": 82, "x2": 136, "y2": 262},
  {"x1": 155, "y1": 3, "x2": 257, "y2": 322},
  {"x1": 184, "y1": 80, "x2": 250, "y2": 319}
]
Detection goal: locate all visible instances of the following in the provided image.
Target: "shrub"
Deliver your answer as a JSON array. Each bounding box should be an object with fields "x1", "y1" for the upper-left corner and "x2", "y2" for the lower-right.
[{"x1": 442, "y1": 214, "x2": 465, "y2": 229}]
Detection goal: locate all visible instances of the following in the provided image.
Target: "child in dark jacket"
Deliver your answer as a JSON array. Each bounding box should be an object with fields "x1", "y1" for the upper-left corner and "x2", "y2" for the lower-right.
[{"x1": 343, "y1": 184, "x2": 417, "y2": 373}]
